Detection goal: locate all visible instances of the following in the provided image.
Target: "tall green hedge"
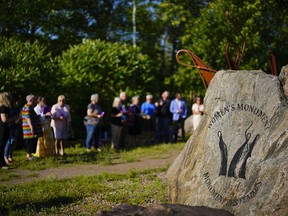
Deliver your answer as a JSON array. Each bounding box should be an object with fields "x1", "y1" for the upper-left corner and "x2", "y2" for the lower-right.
[
  {"x1": 0, "y1": 36, "x2": 60, "y2": 104},
  {"x1": 60, "y1": 39, "x2": 155, "y2": 137}
]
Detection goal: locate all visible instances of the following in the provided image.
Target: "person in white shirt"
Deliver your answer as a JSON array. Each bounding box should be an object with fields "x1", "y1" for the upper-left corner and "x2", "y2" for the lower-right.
[
  {"x1": 34, "y1": 97, "x2": 55, "y2": 157},
  {"x1": 192, "y1": 96, "x2": 204, "y2": 131},
  {"x1": 51, "y1": 95, "x2": 71, "y2": 156}
]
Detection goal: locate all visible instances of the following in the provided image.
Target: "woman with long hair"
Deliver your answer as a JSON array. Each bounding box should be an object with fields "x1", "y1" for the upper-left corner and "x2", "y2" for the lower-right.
[
  {"x1": 4, "y1": 93, "x2": 20, "y2": 165},
  {"x1": 0, "y1": 92, "x2": 18, "y2": 168}
]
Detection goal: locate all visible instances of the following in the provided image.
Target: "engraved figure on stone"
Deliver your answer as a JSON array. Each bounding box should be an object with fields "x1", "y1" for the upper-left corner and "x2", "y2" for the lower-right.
[
  {"x1": 218, "y1": 122, "x2": 260, "y2": 179},
  {"x1": 217, "y1": 131, "x2": 228, "y2": 176}
]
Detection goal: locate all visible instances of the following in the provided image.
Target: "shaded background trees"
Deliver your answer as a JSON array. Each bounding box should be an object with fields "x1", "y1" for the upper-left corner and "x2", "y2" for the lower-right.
[
  {"x1": 0, "y1": 0, "x2": 287, "y2": 138},
  {"x1": 0, "y1": 36, "x2": 60, "y2": 103},
  {"x1": 60, "y1": 39, "x2": 154, "y2": 135}
]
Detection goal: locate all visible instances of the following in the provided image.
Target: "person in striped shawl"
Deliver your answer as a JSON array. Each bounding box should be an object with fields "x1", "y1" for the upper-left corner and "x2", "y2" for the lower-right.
[{"x1": 22, "y1": 94, "x2": 43, "y2": 160}]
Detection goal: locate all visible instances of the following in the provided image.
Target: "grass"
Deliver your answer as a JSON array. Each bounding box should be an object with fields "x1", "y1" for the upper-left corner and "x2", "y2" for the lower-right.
[
  {"x1": 0, "y1": 141, "x2": 185, "y2": 215},
  {"x1": 4, "y1": 141, "x2": 184, "y2": 171},
  {"x1": 119, "y1": 142, "x2": 184, "y2": 162},
  {"x1": 0, "y1": 173, "x2": 21, "y2": 181},
  {"x1": 0, "y1": 168, "x2": 168, "y2": 215}
]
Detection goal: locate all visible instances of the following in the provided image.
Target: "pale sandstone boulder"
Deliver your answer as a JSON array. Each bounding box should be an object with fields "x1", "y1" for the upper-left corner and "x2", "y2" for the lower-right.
[
  {"x1": 279, "y1": 64, "x2": 288, "y2": 96},
  {"x1": 184, "y1": 115, "x2": 194, "y2": 137},
  {"x1": 167, "y1": 68, "x2": 288, "y2": 216}
]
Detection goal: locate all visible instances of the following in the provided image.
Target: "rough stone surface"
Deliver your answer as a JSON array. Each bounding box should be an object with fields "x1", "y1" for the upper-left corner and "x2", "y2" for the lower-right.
[
  {"x1": 184, "y1": 115, "x2": 194, "y2": 136},
  {"x1": 279, "y1": 65, "x2": 288, "y2": 96},
  {"x1": 96, "y1": 203, "x2": 233, "y2": 216},
  {"x1": 167, "y1": 69, "x2": 288, "y2": 216}
]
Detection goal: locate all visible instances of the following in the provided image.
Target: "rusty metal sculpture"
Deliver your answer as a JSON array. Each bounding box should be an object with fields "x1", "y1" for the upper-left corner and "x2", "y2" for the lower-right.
[
  {"x1": 176, "y1": 11, "x2": 246, "y2": 88},
  {"x1": 269, "y1": 54, "x2": 278, "y2": 76},
  {"x1": 175, "y1": 49, "x2": 217, "y2": 89},
  {"x1": 225, "y1": 11, "x2": 246, "y2": 70}
]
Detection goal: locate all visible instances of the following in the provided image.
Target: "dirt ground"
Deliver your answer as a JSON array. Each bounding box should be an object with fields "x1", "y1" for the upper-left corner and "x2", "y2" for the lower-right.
[{"x1": 1, "y1": 151, "x2": 180, "y2": 185}]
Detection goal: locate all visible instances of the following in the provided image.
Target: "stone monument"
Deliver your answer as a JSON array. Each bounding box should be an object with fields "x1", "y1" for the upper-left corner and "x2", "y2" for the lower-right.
[
  {"x1": 167, "y1": 68, "x2": 288, "y2": 216},
  {"x1": 184, "y1": 115, "x2": 194, "y2": 137}
]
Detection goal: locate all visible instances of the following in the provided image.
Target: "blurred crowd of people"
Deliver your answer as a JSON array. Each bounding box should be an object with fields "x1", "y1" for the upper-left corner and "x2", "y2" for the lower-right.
[
  {"x1": 0, "y1": 91, "x2": 204, "y2": 169},
  {"x1": 0, "y1": 93, "x2": 71, "y2": 169},
  {"x1": 84, "y1": 91, "x2": 204, "y2": 152}
]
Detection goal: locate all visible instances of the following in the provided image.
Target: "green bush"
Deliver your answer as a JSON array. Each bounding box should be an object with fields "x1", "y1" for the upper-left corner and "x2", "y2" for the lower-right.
[
  {"x1": 0, "y1": 36, "x2": 60, "y2": 104},
  {"x1": 60, "y1": 39, "x2": 155, "y2": 137}
]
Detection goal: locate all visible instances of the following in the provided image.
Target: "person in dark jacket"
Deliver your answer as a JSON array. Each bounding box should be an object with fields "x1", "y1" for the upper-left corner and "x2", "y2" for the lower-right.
[
  {"x1": 155, "y1": 91, "x2": 171, "y2": 143},
  {"x1": 127, "y1": 96, "x2": 142, "y2": 145},
  {"x1": 111, "y1": 97, "x2": 123, "y2": 150}
]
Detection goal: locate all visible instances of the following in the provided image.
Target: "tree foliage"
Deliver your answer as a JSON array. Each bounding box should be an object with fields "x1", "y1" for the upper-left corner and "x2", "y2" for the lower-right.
[
  {"x1": 1, "y1": 0, "x2": 288, "y2": 136},
  {"x1": 60, "y1": 39, "x2": 154, "y2": 115},
  {"x1": 158, "y1": 0, "x2": 211, "y2": 97},
  {"x1": 179, "y1": 0, "x2": 288, "y2": 72},
  {"x1": 0, "y1": 36, "x2": 60, "y2": 103},
  {"x1": 0, "y1": 0, "x2": 126, "y2": 54},
  {"x1": 163, "y1": 0, "x2": 288, "y2": 97}
]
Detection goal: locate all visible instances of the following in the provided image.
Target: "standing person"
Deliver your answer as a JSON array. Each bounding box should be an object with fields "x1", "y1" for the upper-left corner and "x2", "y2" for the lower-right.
[
  {"x1": 111, "y1": 97, "x2": 123, "y2": 150},
  {"x1": 84, "y1": 94, "x2": 103, "y2": 152},
  {"x1": 34, "y1": 96, "x2": 55, "y2": 157},
  {"x1": 192, "y1": 96, "x2": 204, "y2": 131},
  {"x1": 34, "y1": 97, "x2": 51, "y2": 122},
  {"x1": 127, "y1": 96, "x2": 142, "y2": 145},
  {"x1": 51, "y1": 95, "x2": 71, "y2": 156},
  {"x1": 141, "y1": 94, "x2": 156, "y2": 143},
  {"x1": 22, "y1": 94, "x2": 43, "y2": 161},
  {"x1": 170, "y1": 93, "x2": 187, "y2": 143},
  {"x1": 119, "y1": 91, "x2": 127, "y2": 149},
  {"x1": 155, "y1": 91, "x2": 171, "y2": 143},
  {"x1": 4, "y1": 94, "x2": 20, "y2": 165},
  {"x1": 0, "y1": 92, "x2": 19, "y2": 168}
]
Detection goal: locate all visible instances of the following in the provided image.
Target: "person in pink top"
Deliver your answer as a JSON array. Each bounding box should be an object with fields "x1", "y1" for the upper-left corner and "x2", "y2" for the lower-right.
[{"x1": 51, "y1": 95, "x2": 71, "y2": 156}]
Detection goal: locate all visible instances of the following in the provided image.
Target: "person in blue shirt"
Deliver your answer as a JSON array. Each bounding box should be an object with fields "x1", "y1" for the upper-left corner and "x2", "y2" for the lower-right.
[
  {"x1": 170, "y1": 93, "x2": 187, "y2": 143},
  {"x1": 141, "y1": 95, "x2": 155, "y2": 116},
  {"x1": 141, "y1": 94, "x2": 156, "y2": 143}
]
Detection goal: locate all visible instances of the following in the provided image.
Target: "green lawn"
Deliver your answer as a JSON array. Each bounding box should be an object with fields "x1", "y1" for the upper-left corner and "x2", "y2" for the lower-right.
[
  {"x1": 0, "y1": 168, "x2": 168, "y2": 215},
  {"x1": 0, "y1": 142, "x2": 185, "y2": 215},
  {"x1": 6, "y1": 142, "x2": 184, "y2": 171}
]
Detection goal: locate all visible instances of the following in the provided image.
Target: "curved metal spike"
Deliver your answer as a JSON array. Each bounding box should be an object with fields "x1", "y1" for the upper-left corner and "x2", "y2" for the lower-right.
[
  {"x1": 225, "y1": 11, "x2": 246, "y2": 70},
  {"x1": 176, "y1": 49, "x2": 217, "y2": 88}
]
